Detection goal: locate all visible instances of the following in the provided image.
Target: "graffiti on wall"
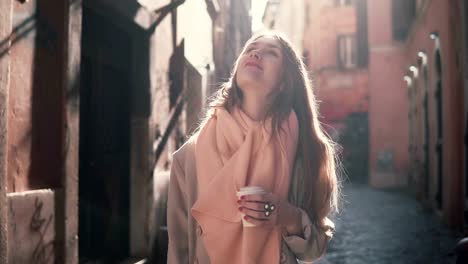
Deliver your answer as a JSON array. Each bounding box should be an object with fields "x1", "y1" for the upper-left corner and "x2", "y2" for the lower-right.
[
  {"x1": 377, "y1": 149, "x2": 395, "y2": 172},
  {"x1": 30, "y1": 197, "x2": 54, "y2": 264},
  {"x1": 8, "y1": 190, "x2": 56, "y2": 264}
]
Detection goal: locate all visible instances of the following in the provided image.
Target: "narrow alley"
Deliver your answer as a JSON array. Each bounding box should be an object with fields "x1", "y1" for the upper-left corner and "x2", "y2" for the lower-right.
[
  {"x1": 317, "y1": 184, "x2": 463, "y2": 264},
  {"x1": 1, "y1": 0, "x2": 468, "y2": 263}
]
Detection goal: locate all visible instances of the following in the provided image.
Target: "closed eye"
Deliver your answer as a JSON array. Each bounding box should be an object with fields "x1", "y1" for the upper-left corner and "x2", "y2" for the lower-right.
[{"x1": 266, "y1": 49, "x2": 279, "y2": 57}]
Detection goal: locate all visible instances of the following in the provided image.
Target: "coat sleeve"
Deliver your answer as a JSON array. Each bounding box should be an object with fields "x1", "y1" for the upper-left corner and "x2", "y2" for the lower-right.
[
  {"x1": 282, "y1": 209, "x2": 335, "y2": 263},
  {"x1": 167, "y1": 155, "x2": 189, "y2": 264}
]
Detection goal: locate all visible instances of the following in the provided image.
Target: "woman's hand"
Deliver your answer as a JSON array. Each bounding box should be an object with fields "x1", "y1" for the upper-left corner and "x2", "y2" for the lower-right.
[{"x1": 237, "y1": 193, "x2": 303, "y2": 236}]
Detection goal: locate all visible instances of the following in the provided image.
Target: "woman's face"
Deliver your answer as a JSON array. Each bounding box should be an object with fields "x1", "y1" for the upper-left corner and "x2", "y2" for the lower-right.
[{"x1": 235, "y1": 36, "x2": 285, "y2": 100}]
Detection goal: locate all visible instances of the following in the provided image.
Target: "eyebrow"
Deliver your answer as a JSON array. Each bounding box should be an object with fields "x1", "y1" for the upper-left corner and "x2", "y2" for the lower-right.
[{"x1": 247, "y1": 42, "x2": 281, "y2": 50}]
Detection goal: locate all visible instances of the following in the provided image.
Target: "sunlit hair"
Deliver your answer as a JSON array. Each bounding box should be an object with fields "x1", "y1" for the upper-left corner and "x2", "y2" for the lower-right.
[{"x1": 193, "y1": 31, "x2": 341, "y2": 228}]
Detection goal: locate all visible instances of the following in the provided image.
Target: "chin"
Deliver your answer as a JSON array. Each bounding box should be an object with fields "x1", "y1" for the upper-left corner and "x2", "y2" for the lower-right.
[{"x1": 236, "y1": 72, "x2": 263, "y2": 89}]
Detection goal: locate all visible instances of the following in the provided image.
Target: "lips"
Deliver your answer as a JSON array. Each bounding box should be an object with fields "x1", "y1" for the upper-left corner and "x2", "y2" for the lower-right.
[{"x1": 245, "y1": 60, "x2": 263, "y2": 70}]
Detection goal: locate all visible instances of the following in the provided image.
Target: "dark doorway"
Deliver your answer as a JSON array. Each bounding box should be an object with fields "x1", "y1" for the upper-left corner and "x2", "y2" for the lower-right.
[
  {"x1": 340, "y1": 112, "x2": 370, "y2": 183},
  {"x1": 434, "y1": 49, "x2": 443, "y2": 210},
  {"x1": 79, "y1": 7, "x2": 131, "y2": 263},
  {"x1": 463, "y1": 0, "x2": 468, "y2": 226},
  {"x1": 419, "y1": 62, "x2": 430, "y2": 200},
  {"x1": 423, "y1": 82, "x2": 430, "y2": 198}
]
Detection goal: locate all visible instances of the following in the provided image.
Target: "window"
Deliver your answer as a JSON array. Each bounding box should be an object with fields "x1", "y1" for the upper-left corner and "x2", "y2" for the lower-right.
[
  {"x1": 336, "y1": 0, "x2": 353, "y2": 6},
  {"x1": 392, "y1": 0, "x2": 416, "y2": 40},
  {"x1": 337, "y1": 35, "x2": 357, "y2": 68}
]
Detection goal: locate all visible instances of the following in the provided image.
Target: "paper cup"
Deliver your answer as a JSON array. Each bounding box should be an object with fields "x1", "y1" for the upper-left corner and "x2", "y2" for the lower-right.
[{"x1": 237, "y1": 186, "x2": 267, "y2": 227}]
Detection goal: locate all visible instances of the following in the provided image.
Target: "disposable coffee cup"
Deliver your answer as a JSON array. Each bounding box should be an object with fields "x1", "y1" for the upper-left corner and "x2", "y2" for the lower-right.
[{"x1": 237, "y1": 186, "x2": 267, "y2": 227}]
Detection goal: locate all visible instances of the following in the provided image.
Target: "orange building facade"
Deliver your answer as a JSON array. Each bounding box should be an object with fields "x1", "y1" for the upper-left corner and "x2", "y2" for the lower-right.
[
  {"x1": 303, "y1": 0, "x2": 468, "y2": 229},
  {"x1": 367, "y1": 0, "x2": 467, "y2": 228},
  {"x1": 303, "y1": 0, "x2": 370, "y2": 183}
]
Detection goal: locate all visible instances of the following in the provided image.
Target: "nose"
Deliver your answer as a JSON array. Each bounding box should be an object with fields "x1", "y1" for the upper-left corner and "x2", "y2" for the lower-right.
[{"x1": 249, "y1": 50, "x2": 260, "y2": 59}]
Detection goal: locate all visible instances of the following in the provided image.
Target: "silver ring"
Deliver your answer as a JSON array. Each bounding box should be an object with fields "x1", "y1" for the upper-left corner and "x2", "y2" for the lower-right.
[{"x1": 264, "y1": 203, "x2": 275, "y2": 217}]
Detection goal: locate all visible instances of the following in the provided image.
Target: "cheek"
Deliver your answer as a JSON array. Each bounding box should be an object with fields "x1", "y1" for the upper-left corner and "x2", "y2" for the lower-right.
[
  {"x1": 266, "y1": 59, "x2": 283, "y2": 77},
  {"x1": 267, "y1": 65, "x2": 283, "y2": 88}
]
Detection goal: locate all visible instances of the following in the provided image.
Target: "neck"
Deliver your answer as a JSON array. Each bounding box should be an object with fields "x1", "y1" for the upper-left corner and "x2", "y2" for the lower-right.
[{"x1": 240, "y1": 95, "x2": 268, "y2": 121}]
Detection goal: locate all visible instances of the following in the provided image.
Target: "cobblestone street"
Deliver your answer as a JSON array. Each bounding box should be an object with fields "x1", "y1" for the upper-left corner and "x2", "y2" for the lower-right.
[{"x1": 316, "y1": 184, "x2": 464, "y2": 264}]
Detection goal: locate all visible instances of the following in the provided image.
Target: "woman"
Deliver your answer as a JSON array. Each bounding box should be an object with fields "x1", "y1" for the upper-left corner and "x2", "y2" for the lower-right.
[{"x1": 167, "y1": 32, "x2": 340, "y2": 264}]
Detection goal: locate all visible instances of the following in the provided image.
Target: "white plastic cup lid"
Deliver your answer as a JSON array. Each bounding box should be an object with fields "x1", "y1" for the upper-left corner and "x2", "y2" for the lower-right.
[{"x1": 237, "y1": 186, "x2": 267, "y2": 196}]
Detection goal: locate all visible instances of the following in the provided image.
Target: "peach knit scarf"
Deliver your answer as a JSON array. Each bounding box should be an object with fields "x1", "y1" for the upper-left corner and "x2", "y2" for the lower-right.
[{"x1": 191, "y1": 107, "x2": 298, "y2": 264}]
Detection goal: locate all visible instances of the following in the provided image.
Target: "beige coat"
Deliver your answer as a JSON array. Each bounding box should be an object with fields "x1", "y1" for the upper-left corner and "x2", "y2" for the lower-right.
[{"x1": 167, "y1": 138, "x2": 332, "y2": 264}]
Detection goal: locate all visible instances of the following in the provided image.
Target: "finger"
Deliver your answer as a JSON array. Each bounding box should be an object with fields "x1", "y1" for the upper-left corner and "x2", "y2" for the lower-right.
[
  {"x1": 244, "y1": 208, "x2": 275, "y2": 219},
  {"x1": 243, "y1": 215, "x2": 269, "y2": 226},
  {"x1": 241, "y1": 194, "x2": 268, "y2": 203},
  {"x1": 240, "y1": 202, "x2": 265, "y2": 212},
  {"x1": 245, "y1": 201, "x2": 277, "y2": 213},
  {"x1": 241, "y1": 206, "x2": 266, "y2": 217},
  {"x1": 237, "y1": 199, "x2": 262, "y2": 208}
]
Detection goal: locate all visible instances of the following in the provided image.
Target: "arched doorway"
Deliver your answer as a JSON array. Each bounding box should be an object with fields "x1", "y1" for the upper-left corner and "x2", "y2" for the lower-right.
[
  {"x1": 462, "y1": 0, "x2": 468, "y2": 226},
  {"x1": 422, "y1": 63, "x2": 430, "y2": 199},
  {"x1": 434, "y1": 47, "x2": 443, "y2": 210}
]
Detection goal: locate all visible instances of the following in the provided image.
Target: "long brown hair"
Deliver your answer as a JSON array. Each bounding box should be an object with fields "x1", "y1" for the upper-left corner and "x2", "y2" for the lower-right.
[{"x1": 194, "y1": 31, "x2": 340, "y2": 227}]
